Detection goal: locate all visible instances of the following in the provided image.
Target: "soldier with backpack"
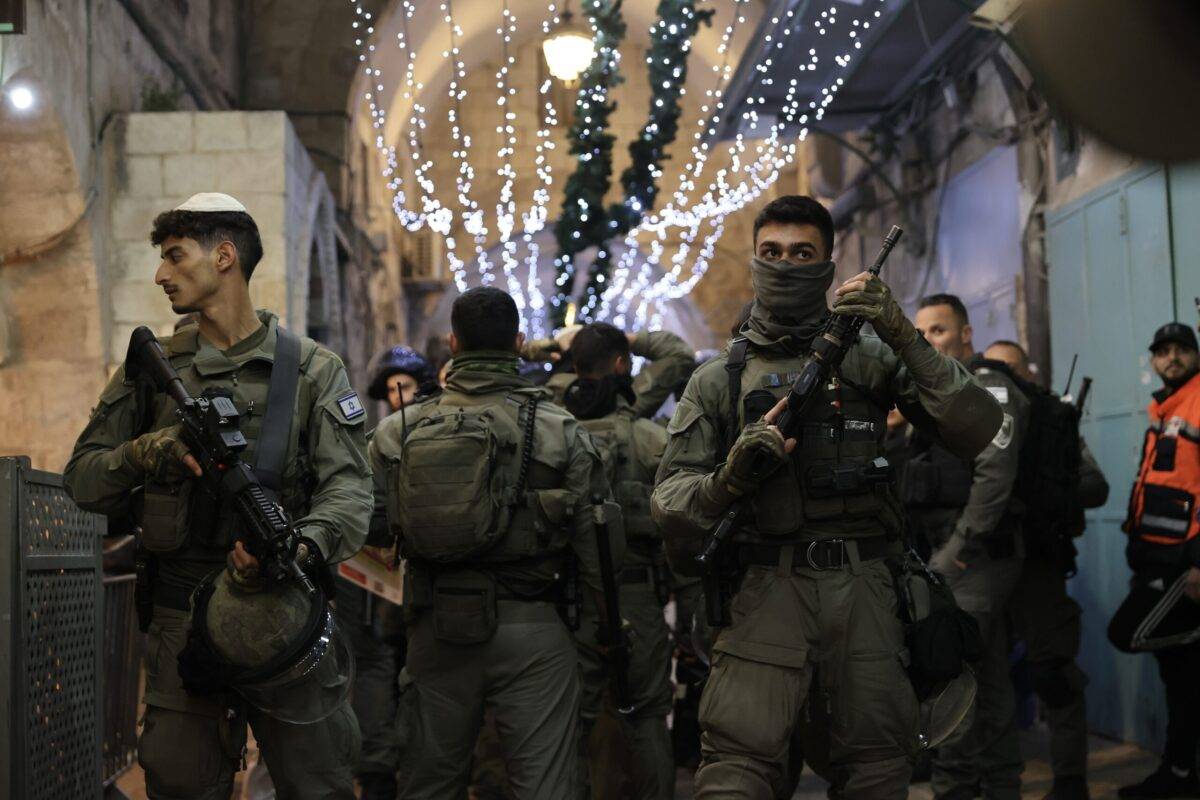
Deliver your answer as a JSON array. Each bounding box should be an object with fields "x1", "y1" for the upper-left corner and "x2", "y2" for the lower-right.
[
  {"x1": 909, "y1": 293, "x2": 1029, "y2": 800},
  {"x1": 561, "y1": 322, "x2": 683, "y2": 800},
  {"x1": 984, "y1": 340, "x2": 1109, "y2": 800},
  {"x1": 369, "y1": 286, "x2": 617, "y2": 799}
]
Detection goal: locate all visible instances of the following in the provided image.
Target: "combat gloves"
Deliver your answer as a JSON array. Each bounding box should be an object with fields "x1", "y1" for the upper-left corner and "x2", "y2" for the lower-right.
[
  {"x1": 702, "y1": 420, "x2": 789, "y2": 510},
  {"x1": 832, "y1": 273, "x2": 919, "y2": 351},
  {"x1": 125, "y1": 424, "x2": 193, "y2": 482}
]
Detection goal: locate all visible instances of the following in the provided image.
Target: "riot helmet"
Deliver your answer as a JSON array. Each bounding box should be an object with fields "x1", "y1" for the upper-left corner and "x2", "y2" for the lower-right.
[
  {"x1": 179, "y1": 567, "x2": 354, "y2": 724},
  {"x1": 367, "y1": 346, "x2": 434, "y2": 403}
]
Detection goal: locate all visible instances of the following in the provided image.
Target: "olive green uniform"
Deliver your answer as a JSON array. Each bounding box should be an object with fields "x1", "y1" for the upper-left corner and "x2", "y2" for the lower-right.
[
  {"x1": 64, "y1": 312, "x2": 372, "y2": 800},
  {"x1": 918, "y1": 364, "x2": 1030, "y2": 799},
  {"x1": 545, "y1": 329, "x2": 695, "y2": 416},
  {"x1": 652, "y1": 329, "x2": 1000, "y2": 800},
  {"x1": 1006, "y1": 440, "x2": 1108, "y2": 784},
  {"x1": 370, "y1": 353, "x2": 616, "y2": 800},
  {"x1": 575, "y1": 395, "x2": 675, "y2": 800}
]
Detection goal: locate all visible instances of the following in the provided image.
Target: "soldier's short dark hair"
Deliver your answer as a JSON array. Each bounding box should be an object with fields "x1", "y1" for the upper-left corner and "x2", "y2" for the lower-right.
[
  {"x1": 988, "y1": 339, "x2": 1027, "y2": 359},
  {"x1": 572, "y1": 322, "x2": 630, "y2": 375},
  {"x1": 752, "y1": 196, "x2": 834, "y2": 259},
  {"x1": 150, "y1": 210, "x2": 264, "y2": 281},
  {"x1": 452, "y1": 287, "x2": 520, "y2": 352},
  {"x1": 919, "y1": 293, "x2": 970, "y2": 326}
]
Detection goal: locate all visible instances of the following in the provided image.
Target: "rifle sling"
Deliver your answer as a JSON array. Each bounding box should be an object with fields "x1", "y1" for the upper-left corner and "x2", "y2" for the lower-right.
[{"x1": 254, "y1": 326, "x2": 302, "y2": 494}]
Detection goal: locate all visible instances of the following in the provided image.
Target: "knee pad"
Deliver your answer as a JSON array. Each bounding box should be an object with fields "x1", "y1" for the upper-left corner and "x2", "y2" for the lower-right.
[{"x1": 1029, "y1": 660, "x2": 1086, "y2": 709}]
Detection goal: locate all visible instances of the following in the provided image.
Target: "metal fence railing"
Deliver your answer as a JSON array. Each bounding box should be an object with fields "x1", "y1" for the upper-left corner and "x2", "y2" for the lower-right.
[
  {"x1": 102, "y1": 574, "x2": 141, "y2": 788},
  {"x1": 0, "y1": 457, "x2": 104, "y2": 800}
]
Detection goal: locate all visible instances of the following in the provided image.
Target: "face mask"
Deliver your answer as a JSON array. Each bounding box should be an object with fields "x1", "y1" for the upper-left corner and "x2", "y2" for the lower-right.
[{"x1": 749, "y1": 257, "x2": 836, "y2": 323}]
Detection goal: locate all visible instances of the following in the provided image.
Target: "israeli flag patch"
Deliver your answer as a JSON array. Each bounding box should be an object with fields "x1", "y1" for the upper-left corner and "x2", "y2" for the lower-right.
[{"x1": 337, "y1": 391, "x2": 365, "y2": 420}]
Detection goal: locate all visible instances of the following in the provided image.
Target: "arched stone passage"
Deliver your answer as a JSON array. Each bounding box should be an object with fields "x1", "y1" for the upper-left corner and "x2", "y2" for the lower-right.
[{"x1": 0, "y1": 75, "x2": 106, "y2": 471}]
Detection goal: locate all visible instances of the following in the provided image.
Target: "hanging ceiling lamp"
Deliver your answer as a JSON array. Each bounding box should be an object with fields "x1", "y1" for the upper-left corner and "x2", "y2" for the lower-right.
[{"x1": 542, "y1": 5, "x2": 596, "y2": 86}]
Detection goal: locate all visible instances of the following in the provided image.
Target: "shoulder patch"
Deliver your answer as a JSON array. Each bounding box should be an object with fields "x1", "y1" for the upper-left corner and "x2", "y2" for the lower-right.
[
  {"x1": 986, "y1": 385, "x2": 1009, "y2": 404},
  {"x1": 991, "y1": 413, "x2": 1015, "y2": 450},
  {"x1": 337, "y1": 391, "x2": 365, "y2": 420}
]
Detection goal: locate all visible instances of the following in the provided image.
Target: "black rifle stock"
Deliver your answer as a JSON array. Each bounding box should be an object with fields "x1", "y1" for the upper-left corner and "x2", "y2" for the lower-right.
[
  {"x1": 126, "y1": 326, "x2": 316, "y2": 596},
  {"x1": 592, "y1": 495, "x2": 634, "y2": 715},
  {"x1": 696, "y1": 227, "x2": 904, "y2": 622}
]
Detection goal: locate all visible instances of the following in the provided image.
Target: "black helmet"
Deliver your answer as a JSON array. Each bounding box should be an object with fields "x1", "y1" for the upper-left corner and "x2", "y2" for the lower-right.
[{"x1": 368, "y1": 346, "x2": 434, "y2": 400}]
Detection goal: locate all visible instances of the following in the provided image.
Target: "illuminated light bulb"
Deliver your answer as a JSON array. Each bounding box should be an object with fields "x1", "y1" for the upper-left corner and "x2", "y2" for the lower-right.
[
  {"x1": 542, "y1": 10, "x2": 597, "y2": 85},
  {"x1": 8, "y1": 85, "x2": 35, "y2": 111}
]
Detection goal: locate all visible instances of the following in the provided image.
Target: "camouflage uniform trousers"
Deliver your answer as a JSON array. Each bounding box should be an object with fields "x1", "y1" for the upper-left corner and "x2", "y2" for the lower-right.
[
  {"x1": 932, "y1": 553, "x2": 1024, "y2": 799},
  {"x1": 138, "y1": 606, "x2": 361, "y2": 800},
  {"x1": 396, "y1": 600, "x2": 582, "y2": 800},
  {"x1": 1007, "y1": 555, "x2": 1088, "y2": 780},
  {"x1": 576, "y1": 579, "x2": 675, "y2": 800},
  {"x1": 694, "y1": 554, "x2": 920, "y2": 800}
]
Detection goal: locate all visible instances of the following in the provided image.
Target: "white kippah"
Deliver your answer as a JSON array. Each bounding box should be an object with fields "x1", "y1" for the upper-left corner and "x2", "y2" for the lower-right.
[{"x1": 174, "y1": 192, "x2": 247, "y2": 213}]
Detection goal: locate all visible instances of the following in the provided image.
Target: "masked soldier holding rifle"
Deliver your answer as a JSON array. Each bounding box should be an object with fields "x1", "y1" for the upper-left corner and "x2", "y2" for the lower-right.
[
  {"x1": 64, "y1": 193, "x2": 372, "y2": 799},
  {"x1": 651, "y1": 195, "x2": 1002, "y2": 799}
]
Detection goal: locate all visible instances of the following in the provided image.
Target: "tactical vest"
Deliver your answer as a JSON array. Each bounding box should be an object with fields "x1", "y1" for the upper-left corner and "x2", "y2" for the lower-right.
[
  {"x1": 578, "y1": 408, "x2": 658, "y2": 543},
  {"x1": 725, "y1": 339, "x2": 901, "y2": 540},
  {"x1": 388, "y1": 388, "x2": 572, "y2": 564},
  {"x1": 1127, "y1": 373, "x2": 1200, "y2": 545},
  {"x1": 135, "y1": 326, "x2": 310, "y2": 558},
  {"x1": 897, "y1": 436, "x2": 974, "y2": 511}
]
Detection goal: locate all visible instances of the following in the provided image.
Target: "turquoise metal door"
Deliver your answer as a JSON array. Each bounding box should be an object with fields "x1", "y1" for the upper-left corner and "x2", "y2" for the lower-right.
[{"x1": 1045, "y1": 165, "x2": 1175, "y2": 750}]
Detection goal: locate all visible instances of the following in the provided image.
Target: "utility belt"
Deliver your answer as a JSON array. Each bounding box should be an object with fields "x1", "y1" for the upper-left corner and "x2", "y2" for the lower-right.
[
  {"x1": 737, "y1": 535, "x2": 895, "y2": 573},
  {"x1": 701, "y1": 535, "x2": 898, "y2": 627},
  {"x1": 406, "y1": 563, "x2": 575, "y2": 645}
]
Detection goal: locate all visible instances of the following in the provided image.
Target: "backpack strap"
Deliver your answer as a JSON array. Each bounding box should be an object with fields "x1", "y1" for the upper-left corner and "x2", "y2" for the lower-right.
[
  {"x1": 254, "y1": 326, "x2": 302, "y2": 493},
  {"x1": 512, "y1": 395, "x2": 540, "y2": 504},
  {"x1": 724, "y1": 337, "x2": 750, "y2": 457}
]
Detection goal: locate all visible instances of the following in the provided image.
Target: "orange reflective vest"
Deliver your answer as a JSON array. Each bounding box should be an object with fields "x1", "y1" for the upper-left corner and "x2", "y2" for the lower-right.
[{"x1": 1128, "y1": 372, "x2": 1200, "y2": 545}]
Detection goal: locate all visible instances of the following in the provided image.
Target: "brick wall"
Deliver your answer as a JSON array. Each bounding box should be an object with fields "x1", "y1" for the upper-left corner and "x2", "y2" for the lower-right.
[{"x1": 104, "y1": 111, "x2": 337, "y2": 368}]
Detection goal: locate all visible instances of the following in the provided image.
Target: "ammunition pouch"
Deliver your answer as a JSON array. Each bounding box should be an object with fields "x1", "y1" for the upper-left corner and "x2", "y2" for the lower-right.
[
  {"x1": 805, "y1": 456, "x2": 892, "y2": 498},
  {"x1": 430, "y1": 571, "x2": 498, "y2": 645},
  {"x1": 137, "y1": 480, "x2": 192, "y2": 553}
]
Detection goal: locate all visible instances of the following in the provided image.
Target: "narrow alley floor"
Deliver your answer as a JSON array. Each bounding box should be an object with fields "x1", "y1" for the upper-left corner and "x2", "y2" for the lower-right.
[
  {"x1": 673, "y1": 728, "x2": 1160, "y2": 799},
  {"x1": 112, "y1": 724, "x2": 1159, "y2": 799}
]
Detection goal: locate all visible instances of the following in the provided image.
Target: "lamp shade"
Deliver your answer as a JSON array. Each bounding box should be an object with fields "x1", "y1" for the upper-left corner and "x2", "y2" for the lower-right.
[{"x1": 542, "y1": 14, "x2": 596, "y2": 84}]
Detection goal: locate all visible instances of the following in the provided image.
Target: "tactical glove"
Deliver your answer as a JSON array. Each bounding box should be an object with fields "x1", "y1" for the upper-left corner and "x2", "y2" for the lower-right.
[
  {"x1": 832, "y1": 273, "x2": 919, "y2": 351},
  {"x1": 126, "y1": 424, "x2": 193, "y2": 482},
  {"x1": 717, "y1": 420, "x2": 788, "y2": 497}
]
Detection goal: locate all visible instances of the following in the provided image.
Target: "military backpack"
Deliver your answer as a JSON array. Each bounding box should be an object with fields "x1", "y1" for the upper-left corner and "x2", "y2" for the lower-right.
[{"x1": 391, "y1": 392, "x2": 540, "y2": 563}]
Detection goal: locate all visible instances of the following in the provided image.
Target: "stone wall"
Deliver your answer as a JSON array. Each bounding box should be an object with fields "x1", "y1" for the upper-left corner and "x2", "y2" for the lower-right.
[{"x1": 104, "y1": 111, "x2": 339, "y2": 367}]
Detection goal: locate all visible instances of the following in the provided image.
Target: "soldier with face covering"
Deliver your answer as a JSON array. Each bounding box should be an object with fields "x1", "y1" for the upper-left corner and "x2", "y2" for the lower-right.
[{"x1": 651, "y1": 195, "x2": 1002, "y2": 799}]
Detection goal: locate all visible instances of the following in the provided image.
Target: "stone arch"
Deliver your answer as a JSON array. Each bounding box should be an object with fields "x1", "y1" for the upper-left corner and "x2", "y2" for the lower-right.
[
  {"x1": 290, "y1": 169, "x2": 344, "y2": 353},
  {"x1": 0, "y1": 73, "x2": 106, "y2": 471}
]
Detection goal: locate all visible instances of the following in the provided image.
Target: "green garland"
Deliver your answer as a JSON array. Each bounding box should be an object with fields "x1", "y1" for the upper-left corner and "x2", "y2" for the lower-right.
[
  {"x1": 552, "y1": 0, "x2": 714, "y2": 325},
  {"x1": 550, "y1": 0, "x2": 627, "y2": 328}
]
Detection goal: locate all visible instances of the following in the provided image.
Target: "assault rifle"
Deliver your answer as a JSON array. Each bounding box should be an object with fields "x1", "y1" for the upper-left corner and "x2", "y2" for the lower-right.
[
  {"x1": 126, "y1": 326, "x2": 316, "y2": 596},
  {"x1": 592, "y1": 495, "x2": 634, "y2": 715},
  {"x1": 696, "y1": 226, "x2": 904, "y2": 625}
]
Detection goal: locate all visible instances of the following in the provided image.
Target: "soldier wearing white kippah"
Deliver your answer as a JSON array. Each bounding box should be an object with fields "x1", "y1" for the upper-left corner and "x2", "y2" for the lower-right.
[{"x1": 64, "y1": 193, "x2": 371, "y2": 799}]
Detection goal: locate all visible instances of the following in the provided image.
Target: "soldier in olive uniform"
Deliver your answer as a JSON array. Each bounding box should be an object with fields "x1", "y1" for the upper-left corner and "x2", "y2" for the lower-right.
[
  {"x1": 911, "y1": 294, "x2": 1029, "y2": 799},
  {"x1": 528, "y1": 324, "x2": 695, "y2": 417},
  {"x1": 985, "y1": 340, "x2": 1109, "y2": 800},
  {"x1": 561, "y1": 322, "x2": 687, "y2": 800},
  {"x1": 651, "y1": 196, "x2": 1002, "y2": 799},
  {"x1": 371, "y1": 287, "x2": 617, "y2": 800},
  {"x1": 64, "y1": 193, "x2": 372, "y2": 799}
]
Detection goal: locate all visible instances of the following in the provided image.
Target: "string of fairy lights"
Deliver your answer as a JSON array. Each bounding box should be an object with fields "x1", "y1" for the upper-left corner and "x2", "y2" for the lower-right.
[{"x1": 348, "y1": 0, "x2": 892, "y2": 333}]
